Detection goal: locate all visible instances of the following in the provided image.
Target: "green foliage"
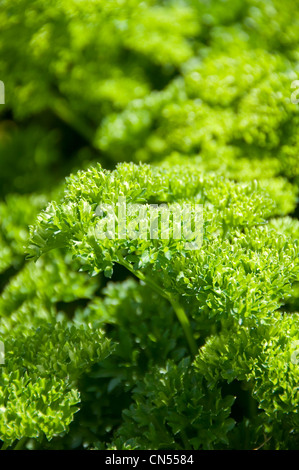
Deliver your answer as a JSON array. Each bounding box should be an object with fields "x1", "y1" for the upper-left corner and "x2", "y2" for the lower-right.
[
  {"x1": 0, "y1": 322, "x2": 112, "y2": 446},
  {"x1": 25, "y1": 162, "x2": 299, "y2": 449},
  {"x1": 1, "y1": 0, "x2": 299, "y2": 199},
  {"x1": 0, "y1": 193, "x2": 48, "y2": 277},
  {"x1": 1, "y1": 0, "x2": 299, "y2": 452},
  {"x1": 114, "y1": 358, "x2": 236, "y2": 450},
  {"x1": 0, "y1": 124, "x2": 63, "y2": 197}
]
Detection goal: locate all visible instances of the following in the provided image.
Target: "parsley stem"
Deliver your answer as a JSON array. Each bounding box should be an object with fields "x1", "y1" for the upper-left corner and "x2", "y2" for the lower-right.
[
  {"x1": 117, "y1": 254, "x2": 197, "y2": 357},
  {"x1": 13, "y1": 437, "x2": 27, "y2": 450},
  {"x1": 168, "y1": 296, "x2": 198, "y2": 357}
]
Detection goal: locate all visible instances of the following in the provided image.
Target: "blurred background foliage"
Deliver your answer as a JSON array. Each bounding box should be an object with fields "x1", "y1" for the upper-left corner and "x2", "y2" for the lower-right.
[{"x1": 1, "y1": 0, "x2": 299, "y2": 197}]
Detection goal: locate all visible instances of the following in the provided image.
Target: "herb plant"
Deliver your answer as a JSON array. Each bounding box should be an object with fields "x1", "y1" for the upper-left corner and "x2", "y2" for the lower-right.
[{"x1": 0, "y1": 0, "x2": 299, "y2": 451}]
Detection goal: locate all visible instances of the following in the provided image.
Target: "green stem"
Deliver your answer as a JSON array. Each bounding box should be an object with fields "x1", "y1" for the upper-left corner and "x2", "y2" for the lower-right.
[
  {"x1": 0, "y1": 442, "x2": 9, "y2": 450},
  {"x1": 118, "y1": 255, "x2": 197, "y2": 357},
  {"x1": 14, "y1": 437, "x2": 27, "y2": 450},
  {"x1": 169, "y1": 296, "x2": 197, "y2": 357},
  {"x1": 118, "y1": 254, "x2": 168, "y2": 300}
]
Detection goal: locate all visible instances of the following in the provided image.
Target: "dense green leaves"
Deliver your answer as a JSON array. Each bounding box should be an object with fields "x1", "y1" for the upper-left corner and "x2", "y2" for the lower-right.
[
  {"x1": 26, "y1": 162, "x2": 299, "y2": 449},
  {"x1": 1, "y1": 0, "x2": 299, "y2": 451},
  {"x1": 0, "y1": 323, "x2": 112, "y2": 446},
  {"x1": 114, "y1": 358, "x2": 236, "y2": 450}
]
